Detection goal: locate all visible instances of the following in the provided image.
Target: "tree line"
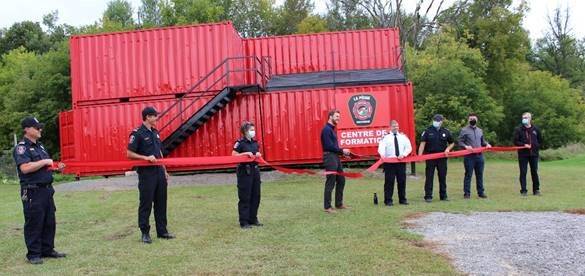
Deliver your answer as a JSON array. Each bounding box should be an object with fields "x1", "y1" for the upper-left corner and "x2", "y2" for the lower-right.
[{"x1": 0, "y1": 0, "x2": 584, "y2": 158}]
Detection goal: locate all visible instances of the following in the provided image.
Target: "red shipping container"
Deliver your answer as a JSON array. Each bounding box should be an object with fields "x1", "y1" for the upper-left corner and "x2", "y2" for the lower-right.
[
  {"x1": 59, "y1": 83, "x2": 414, "y2": 176},
  {"x1": 70, "y1": 22, "x2": 245, "y2": 106},
  {"x1": 244, "y1": 28, "x2": 401, "y2": 75}
]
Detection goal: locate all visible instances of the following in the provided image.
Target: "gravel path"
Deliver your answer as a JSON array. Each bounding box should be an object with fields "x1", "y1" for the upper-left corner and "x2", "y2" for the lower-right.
[
  {"x1": 406, "y1": 212, "x2": 585, "y2": 276},
  {"x1": 55, "y1": 171, "x2": 288, "y2": 192}
]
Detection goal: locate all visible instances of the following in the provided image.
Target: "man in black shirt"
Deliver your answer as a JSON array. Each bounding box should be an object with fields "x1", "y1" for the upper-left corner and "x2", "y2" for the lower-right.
[
  {"x1": 320, "y1": 110, "x2": 351, "y2": 213},
  {"x1": 513, "y1": 112, "x2": 543, "y2": 196},
  {"x1": 127, "y1": 107, "x2": 174, "y2": 243},
  {"x1": 13, "y1": 116, "x2": 66, "y2": 264}
]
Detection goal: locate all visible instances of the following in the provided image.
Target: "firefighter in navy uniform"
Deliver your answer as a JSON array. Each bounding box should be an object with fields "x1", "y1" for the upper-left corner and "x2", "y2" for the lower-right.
[
  {"x1": 232, "y1": 121, "x2": 263, "y2": 229},
  {"x1": 13, "y1": 116, "x2": 66, "y2": 265},
  {"x1": 418, "y1": 114, "x2": 455, "y2": 202},
  {"x1": 127, "y1": 107, "x2": 175, "y2": 243}
]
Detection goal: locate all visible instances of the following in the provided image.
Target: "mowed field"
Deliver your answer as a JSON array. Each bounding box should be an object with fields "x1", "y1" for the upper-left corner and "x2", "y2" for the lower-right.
[{"x1": 0, "y1": 156, "x2": 583, "y2": 275}]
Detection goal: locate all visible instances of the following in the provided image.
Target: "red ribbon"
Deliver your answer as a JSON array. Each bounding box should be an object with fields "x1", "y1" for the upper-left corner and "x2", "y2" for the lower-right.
[
  {"x1": 366, "y1": 146, "x2": 525, "y2": 172},
  {"x1": 52, "y1": 146, "x2": 525, "y2": 178}
]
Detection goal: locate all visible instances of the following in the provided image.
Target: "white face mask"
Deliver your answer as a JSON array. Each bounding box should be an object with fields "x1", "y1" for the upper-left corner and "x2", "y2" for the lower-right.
[
  {"x1": 432, "y1": 121, "x2": 442, "y2": 128},
  {"x1": 247, "y1": 130, "x2": 256, "y2": 139}
]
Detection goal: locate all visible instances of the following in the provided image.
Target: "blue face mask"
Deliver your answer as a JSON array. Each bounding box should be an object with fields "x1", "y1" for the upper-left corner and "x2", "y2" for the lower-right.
[
  {"x1": 522, "y1": 118, "x2": 530, "y2": 126},
  {"x1": 432, "y1": 121, "x2": 442, "y2": 128}
]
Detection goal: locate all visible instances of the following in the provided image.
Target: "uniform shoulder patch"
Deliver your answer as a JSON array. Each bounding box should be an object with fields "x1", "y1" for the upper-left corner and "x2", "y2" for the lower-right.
[
  {"x1": 129, "y1": 135, "x2": 136, "y2": 144},
  {"x1": 16, "y1": 145, "x2": 26, "y2": 155},
  {"x1": 233, "y1": 141, "x2": 240, "y2": 149}
]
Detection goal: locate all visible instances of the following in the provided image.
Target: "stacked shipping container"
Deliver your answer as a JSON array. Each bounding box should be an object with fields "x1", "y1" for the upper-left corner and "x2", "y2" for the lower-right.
[{"x1": 60, "y1": 22, "x2": 414, "y2": 176}]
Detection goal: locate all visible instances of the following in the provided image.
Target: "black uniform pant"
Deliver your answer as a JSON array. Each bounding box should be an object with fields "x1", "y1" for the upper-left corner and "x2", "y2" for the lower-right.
[
  {"x1": 237, "y1": 164, "x2": 261, "y2": 226},
  {"x1": 519, "y1": 156, "x2": 540, "y2": 193},
  {"x1": 21, "y1": 185, "x2": 56, "y2": 260},
  {"x1": 323, "y1": 152, "x2": 345, "y2": 209},
  {"x1": 384, "y1": 163, "x2": 407, "y2": 204},
  {"x1": 424, "y1": 158, "x2": 448, "y2": 199},
  {"x1": 137, "y1": 167, "x2": 168, "y2": 235}
]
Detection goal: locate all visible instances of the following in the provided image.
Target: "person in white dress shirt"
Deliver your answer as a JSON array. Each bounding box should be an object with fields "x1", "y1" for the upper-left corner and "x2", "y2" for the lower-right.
[{"x1": 377, "y1": 120, "x2": 412, "y2": 206}]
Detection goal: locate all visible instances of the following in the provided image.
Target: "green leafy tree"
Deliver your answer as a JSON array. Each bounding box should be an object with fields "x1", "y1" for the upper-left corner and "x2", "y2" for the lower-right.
[
  {"x1": 325, "y1": 0, "x2": 371, "y2": 31},
  {"x1": 0, "y1": 43, "x2": 71, "y2": 156},
  {"x1": 227, "y1": 0, "x2": 276, "y2": 37},
  {"x1": 531, "y1": 7, "x2": 585, "y2": 94},
  {"x1": 0, "y1": 21, "x2": 51, "y2": 56},
  {"x1": 443, "y1": 0, "x2": 531, "y2": 103},
  {"x1": 501, "y1": 66, "x2": 585, "y2": 148},
  {"x1": 103, "y1": 0, "x2": 135, "y2": 28},
  {"x1": 138, "y1": 0, "x2": 164, "y2": 27},
  {"x1": 407, "y1": 32, "x2": 503, "y2": 143},
  {"x1": 160, "y1": 0, "x2": 225, "y2": 26},
  {"x1": 270, "y1": 0, "x2": 313, "y2": 35},
  {"x1": 296, "y1": 14, "x2": 328, "y2": 34}
]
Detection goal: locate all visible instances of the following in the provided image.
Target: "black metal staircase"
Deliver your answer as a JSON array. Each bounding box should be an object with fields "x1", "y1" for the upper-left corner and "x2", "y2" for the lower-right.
[{"x1": 157, "y1": 56, "x2": 271, "y2": 155}]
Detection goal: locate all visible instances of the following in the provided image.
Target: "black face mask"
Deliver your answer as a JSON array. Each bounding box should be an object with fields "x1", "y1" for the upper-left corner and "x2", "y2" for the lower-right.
[{"x1": 469, "y1": 119, "x2": 477, "y2": 126}]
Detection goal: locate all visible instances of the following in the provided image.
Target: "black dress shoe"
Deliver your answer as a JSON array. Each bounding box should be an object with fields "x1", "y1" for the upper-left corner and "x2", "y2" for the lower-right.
[
  {"x1": 42, "y1": 251, "x2": 67, "y2": 258},
  {"x1": 440, "y1": 197, "x2": 449, "y2": 201},
  {"x1": 399, "y1": 201, "x2": 409, "y2": 205},
  {"x1": 240, "y1": 224, "x2": 253, "y2": 229},
  {"x1": 478, "y1": 194, "x2": 488, "y2": 199},
  {"x1": 385, "y1": 202, "x2": 394, "y2": 207},
  {"x1": 250, "y1": 221, "x2": 264, "y2": 227},
  {"x1": 157, "y1": 233, "x2": 175, "y2": 239},
  {"x1": 533, "y1": 191, "x2": 541, "y2": 196},
  {"x1": 424, "y1": 198, "x2": 432, "y2": 203},
  {"x1": 141, "y1": 233, "x2": 152, "y2": 244},
  {"x1": 28, "y1": 257, "x2": 43, "y2": 265},
  {"x1": 521, "y1": 192, "x2": 528, "y2": 196},
  {"x1": 464, "y1": 194, "x2": 471, "y2": 199}
]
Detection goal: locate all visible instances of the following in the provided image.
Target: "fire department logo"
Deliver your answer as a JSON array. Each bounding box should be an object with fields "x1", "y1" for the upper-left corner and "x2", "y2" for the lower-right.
[
  {"x1": 16, "y1": 145, "x2": 26, "y2": 155},
  {"x1": 349, "y1": 94, "x2": 376, "y2": 126}
]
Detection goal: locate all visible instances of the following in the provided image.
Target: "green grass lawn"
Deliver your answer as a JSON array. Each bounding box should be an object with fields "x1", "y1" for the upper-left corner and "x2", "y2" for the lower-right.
[{"x1": 1, "y1": 156, "x2": 583, "y2": 275}]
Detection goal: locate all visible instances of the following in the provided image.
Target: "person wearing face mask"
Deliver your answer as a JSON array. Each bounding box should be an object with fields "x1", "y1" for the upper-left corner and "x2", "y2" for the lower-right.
[
  {"x1": 418, "y1": 114, "x2": 455, "y2": 202},
  {"x1": 378, "y1": 120, "x2": 412, "y2": 206},
  {"x1": 232, "y1": 121, "x2": 263, "y2": 228},
  {"x1": 321, "y1": 109, "x2": 351, "y2": 213},
  {"x1": 458, "y1": 113, "x2": 491, "y2": 199},
  {"x1": 513, "y1": 112, "x2": 542, "y2": 196}
]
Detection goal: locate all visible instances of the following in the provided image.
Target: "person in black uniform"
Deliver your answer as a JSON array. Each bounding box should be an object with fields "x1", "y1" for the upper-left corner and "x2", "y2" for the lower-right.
[
  {"x1": 232, "y1": 121, "x2": 263, "y2": 229},
  {"x1": 127, "y1": 107, "x2": 175, "y2": 243},
  {"x1": 513, "y1": 112, "x2": 542, "y2": 196},
  {"x1": 13, "y1": 116, "x2": 66, "y2": 264},
  {"x1": 418, "y1": 114, "x2": 455, "y2": 202},
  {"x1": 320, "y1": 110, "x2": 351, "y2": 213}
]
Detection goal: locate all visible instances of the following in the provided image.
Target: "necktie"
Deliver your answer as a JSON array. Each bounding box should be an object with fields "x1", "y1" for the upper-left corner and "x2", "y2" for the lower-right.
[{"x1": 394, "y1": 134, "x2": 400, "y2": 157}]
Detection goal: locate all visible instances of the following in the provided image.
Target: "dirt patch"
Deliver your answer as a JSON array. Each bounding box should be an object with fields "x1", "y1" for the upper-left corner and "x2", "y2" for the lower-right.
[
  {"x1": 401, "y1": 212, "x2": 428, "y2": 228},
  {"x1": 566, "y1": 208, "x2": 585, "y2": 215}
]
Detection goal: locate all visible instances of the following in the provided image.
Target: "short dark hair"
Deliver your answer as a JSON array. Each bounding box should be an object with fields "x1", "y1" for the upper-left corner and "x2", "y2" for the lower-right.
[
  {"x1": 328, "y1": 109, "x2": 340, "y2": 118},
  {"x1": 468, "y1": 113, "x2": 478, "y2": 118},
  {"x1": 240, "y1": 121, "x2": 255, "y2": 136}
]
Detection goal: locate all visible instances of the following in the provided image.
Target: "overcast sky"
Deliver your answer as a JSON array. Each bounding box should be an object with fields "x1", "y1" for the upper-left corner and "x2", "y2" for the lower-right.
[{"x1": 1, "y1": 0, "x2": 584, "y2": 41}]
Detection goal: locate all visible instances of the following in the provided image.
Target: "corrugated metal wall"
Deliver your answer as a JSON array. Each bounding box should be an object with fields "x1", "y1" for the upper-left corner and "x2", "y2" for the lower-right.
[
  {"x1": 58, "y1": 110, "x2": 75, "y2": 161},
  {"x1": 244, "y1": 28, "x2": 401, "y2": 75},
  {"x1": 70, "y1": 22, "x2": 244, "y2": 105},
  {"x1": 59, "y1": 83, "x2": 415, "y2": 175}
]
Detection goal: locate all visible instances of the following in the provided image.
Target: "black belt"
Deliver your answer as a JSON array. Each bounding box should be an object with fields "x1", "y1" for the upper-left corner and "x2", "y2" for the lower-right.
[
  {"x1": 238, "y1": 163, "x2": 258, "y2": 167},
  {"x1": 21, "y1": 183, "x2": 52, "y2": 189}
]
